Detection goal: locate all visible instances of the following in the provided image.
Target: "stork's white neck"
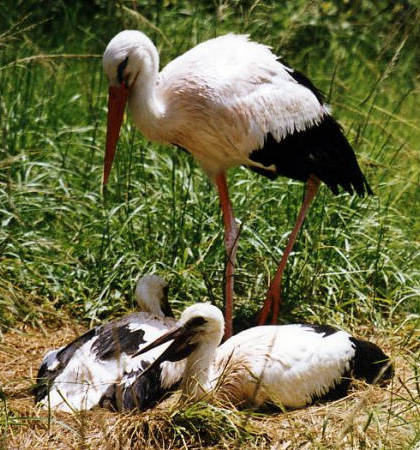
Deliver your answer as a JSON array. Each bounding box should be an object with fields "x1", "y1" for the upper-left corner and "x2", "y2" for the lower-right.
[
  {"x1": 128, "y1": 51, "x2": 166, "y2": 143},
  {"x1": 136, "y1": 292, "x2": 162, "y2": 316},
  {"x1": 181, "y1": 339, "x2": 219, "y2": 401},
  {"x1": 135, "y1": 275, "x2": 166, "y2": 317}
]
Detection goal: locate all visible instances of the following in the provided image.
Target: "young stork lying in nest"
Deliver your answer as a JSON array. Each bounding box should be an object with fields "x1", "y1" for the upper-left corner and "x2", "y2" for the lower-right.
[
  {"x1": 128, "y1": 303, "x2": 393, "y2": 409},
  {"x1": 34, "y1": 275, "x2": 184, "y2": 412}
]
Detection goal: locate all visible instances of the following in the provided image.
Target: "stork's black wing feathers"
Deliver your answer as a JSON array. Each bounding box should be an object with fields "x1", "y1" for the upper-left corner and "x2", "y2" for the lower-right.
[
  {"x1": 287, "y1": 67, "x2": 325, "y2": 104},
  {"x1": 34, "y1": 313, "x2": 152, "y2": 404},
  {"x1": 249, "y1": 115, "x2": 373, "y2": 197},
  {"x1": 91, "y1": 323, "x2": 147, "y2": 360},
  {"x1": 309, "y1": 334, "x2": 392, "y2": 405},
  {"x1": 349, "y1": 337, "x2": 394, "y2": 383},
  {"x1": 99, "y1": 360, "x2": 179, "y2": 411}
]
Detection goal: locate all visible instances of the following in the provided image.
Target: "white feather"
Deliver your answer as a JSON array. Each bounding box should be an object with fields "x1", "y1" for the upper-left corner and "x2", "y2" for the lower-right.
[
  {"x1": 214, "y1": 324, "x2": 355, "y2": 408},
  {"x1": 103, "y1": 31, "x2": 327, "y2": 176}
]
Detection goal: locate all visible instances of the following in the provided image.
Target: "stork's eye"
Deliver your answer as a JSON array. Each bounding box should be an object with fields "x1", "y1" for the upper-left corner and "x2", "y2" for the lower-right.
[
  {"x1": 186, "y1": 316, "x2": 207, "y2": 329},
  {"x1": 117, "y1": 56, "x2": 129, "y2": 85}
]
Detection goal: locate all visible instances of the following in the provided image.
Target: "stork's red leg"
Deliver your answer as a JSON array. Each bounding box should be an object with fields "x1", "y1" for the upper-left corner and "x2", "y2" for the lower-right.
[
  {"x1": 215, "y1": 172, "x2": 239, "y2": 339},
  {"x1": 258, "y1": 175, "x2": 321, "y2": 325}
]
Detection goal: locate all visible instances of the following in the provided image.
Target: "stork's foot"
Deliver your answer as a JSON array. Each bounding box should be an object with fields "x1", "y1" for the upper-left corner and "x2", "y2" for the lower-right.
[{"x1": 257, "y1": 285, "x2": 283, "y2": 325}]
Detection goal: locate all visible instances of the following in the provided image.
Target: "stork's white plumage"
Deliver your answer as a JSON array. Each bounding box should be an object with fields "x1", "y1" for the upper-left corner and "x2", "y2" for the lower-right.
[
  {"x1": 102, "y1": 31, "x2": 373, "y2": 337},
  {"x1": 34, "y1": 275, "x2": 184, "y2": 412},
  {"x1": 132, "y1": 303, "x2": 392, "y2": 409}
]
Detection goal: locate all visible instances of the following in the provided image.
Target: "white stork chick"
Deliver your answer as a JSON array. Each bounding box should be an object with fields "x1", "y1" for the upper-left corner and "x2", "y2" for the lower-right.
[
  {"x1": 33, "y1": 275, "x2": 184, "y2": 412},
  {"x1": 132, "y1": 303, "x2": 393, "y2": 409},
  {"x1": 101, "y1": 31, "x2": 373, "y2": 337}
]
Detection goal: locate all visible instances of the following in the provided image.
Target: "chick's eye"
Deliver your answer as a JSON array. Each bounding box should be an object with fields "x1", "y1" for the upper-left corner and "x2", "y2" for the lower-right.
[
  {"x1": 117, "y1": 56, "x2": 129, "y2": 85},
  {"x1": 188, "y1": 317, "x2": 207, "y2": 328}
]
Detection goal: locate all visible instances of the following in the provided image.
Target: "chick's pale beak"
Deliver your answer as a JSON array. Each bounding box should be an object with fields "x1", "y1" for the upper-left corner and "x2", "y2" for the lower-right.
[
  {"x1": 131, "y1": 323, "x2": 198, "y2": 383},
  {"x1": 133, "y1": 325, "x2": 186, "y2": 360},
  {"x1": 103, "y1": 84, "x2": 129, "y2": 186}
]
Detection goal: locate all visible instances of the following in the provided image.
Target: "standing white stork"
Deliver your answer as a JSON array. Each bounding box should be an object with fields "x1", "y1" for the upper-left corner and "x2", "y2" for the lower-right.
[
  {"x1": 34, "y1": 275, "x2": 184, "y2": 412},
  {"x1": 131, "y1": 303, "x2": 393, "y2": 409},
  {"x1": 102, "y1": 31, "x2": 373, "y2": 338}
]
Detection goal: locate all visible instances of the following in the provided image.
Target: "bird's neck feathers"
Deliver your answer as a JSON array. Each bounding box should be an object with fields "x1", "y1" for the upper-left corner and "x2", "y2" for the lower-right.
[
  {"x1": 136, "y1": 295, "x2": 163, "y2": 317},
  {"x1": 128, "y1": 47, "x2": 167, "y2": 142},
  {"x1": 135, "y1": 283, "x2": 163, "y2": 316},
  {"x1": 181, "y1": 339, "x2": 219, "y2": 401}
]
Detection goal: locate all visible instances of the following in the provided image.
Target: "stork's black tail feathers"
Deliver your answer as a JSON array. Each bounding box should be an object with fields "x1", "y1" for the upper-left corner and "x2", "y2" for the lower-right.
[{"x1": 350, "y1": 337, "x2": 393, "y2": 384}]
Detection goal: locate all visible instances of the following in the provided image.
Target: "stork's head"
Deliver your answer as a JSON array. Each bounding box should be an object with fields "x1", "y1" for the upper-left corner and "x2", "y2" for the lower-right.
[
  {"x1": 103, "y1": 30, "x2": 158, "y2": 88},
  {"x1": 132, "y1": 303, "x2": 225, "y2": 366},
  {"x1": 135, "y1": 274, "x2": 172, "y2": 318},
  {"x1": 178, "y1": 303, "x2": 225, "y2": 346},
  {"x1": 102, "y1": 30, "x2": 159, "y2": 186}
]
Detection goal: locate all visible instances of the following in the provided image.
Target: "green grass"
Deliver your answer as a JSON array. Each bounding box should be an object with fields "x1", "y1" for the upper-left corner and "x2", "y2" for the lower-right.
[
  {"x1": 0, "y1": 1, "x2": 419, "y2": 447},
  {"x1": 1, "y1": 1, "x2": 418, "y2": 328}
]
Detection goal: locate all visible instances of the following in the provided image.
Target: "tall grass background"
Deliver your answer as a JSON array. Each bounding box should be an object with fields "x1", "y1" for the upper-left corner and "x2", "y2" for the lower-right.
[
  {"x1": 1, "y1": 0, "x2": 418, "y2": 328},
  {"x1": 0, "y1": 1, "x2": 419, "y2": 446}
]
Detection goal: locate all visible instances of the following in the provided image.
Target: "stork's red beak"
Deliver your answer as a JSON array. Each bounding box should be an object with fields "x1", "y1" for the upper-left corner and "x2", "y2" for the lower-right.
[{"x1": 103, "y1": 84, "x2": 129, "y2": 186}]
